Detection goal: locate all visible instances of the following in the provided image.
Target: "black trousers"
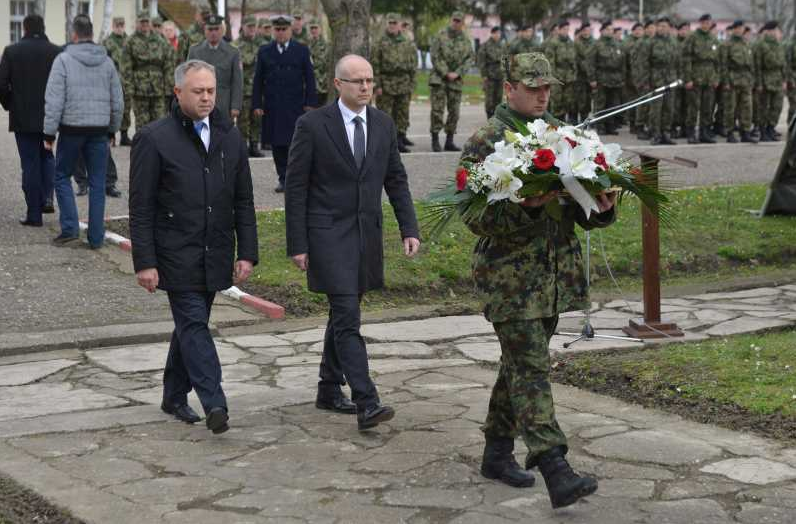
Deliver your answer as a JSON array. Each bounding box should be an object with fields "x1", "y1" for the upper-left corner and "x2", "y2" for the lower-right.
[
  {"x1": 163, "y1": 291, "x2": 227, "y2": 414},
  {"x1": 318, "y1": 294, "x2": 379, "y2": 410},
  {"x1": 272, "y1": 145, "x2": 289, "y2": 185}
]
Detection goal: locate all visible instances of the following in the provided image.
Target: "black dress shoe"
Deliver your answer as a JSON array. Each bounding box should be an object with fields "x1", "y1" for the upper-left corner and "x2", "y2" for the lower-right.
[
  {"x1": 206, "y1": 406, "x2": 229, "y2": 434},
  {"x1": 161, "y1": 401, "x2": 201, "y2": 424},
  {"x1": 19, "y1": 218, "x2": 43, "y2": 227},
  {"x1": 316, "y1": 394, "x2": 357, "y2": 414},
  {"x1": 274, "y1": 183, "x2": 285, "y2": 193},
  {"x1": 106, "y1": 186, "x2": 122, "y2": 198},
  {"x1": 42, "y1": 202, "x2": 55, "y2": 214},
  {"x1": 357, "y1": 404, "x2": 395, "y2": 430}
]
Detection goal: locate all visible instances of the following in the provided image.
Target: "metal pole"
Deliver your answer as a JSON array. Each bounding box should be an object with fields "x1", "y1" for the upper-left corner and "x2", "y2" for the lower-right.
[{"x1": 639, "y1": 0, "x2": 644, "y2": 22}]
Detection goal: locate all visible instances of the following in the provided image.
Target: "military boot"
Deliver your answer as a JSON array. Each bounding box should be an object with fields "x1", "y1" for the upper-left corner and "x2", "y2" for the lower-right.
[
  {"x1": 397, "y1": 133, "x2": 411, "y2": 153},
  {"x1": 444, "y1": 134, "x2": 461, "y2": 152},
  {"x1": 759, "y1": 127, "x2": 774, "y2": 142},
  {"x1": 119, "y1": 131, "x2": 132, "y2": 146},
  {"x1": 769, "y1": 126, "x2": 781, "y2": 141},
  {"x1": 726, "y1": 131, "x2": 738, "y2": 143},
  {"x1": 740, "y1": 130, "x2": 758, "y2": 143},
  {"x1": 687, "y1": 127, "x2": 699, "y2": 144},
  {"x1": 660, "y1": 132, "x2": 676, "y2": 145},
  {"x1": 402, "y1": 135, "x2": 415, "y2": 146},
  {"x1": 431, "y1": 133, "x2": 442, "y2": 152},
  {"x1": 699, "y1": 127, "x2": 716, "y2": 144},
  {"x1": 675, "y1": 126, "x2": 688, "y2": 139},
  {"x1": 537, "y1": 446, "x2": 598, "y2": 509},
  {"x1": 248, "y1": 141, "x2": 263, "y2": 158},
  {"x1": 636, "y1": 128, "x2": 652, "y2": 140},
  {"x1": 713, "y1": 124, "x2": 727, "y2": 137},
  {"x1": 650, "y1": 134, "x2": 664, "y2": 145},
  {"x1": 480, "y1": 437, "x2": 536, "y2": 488}
]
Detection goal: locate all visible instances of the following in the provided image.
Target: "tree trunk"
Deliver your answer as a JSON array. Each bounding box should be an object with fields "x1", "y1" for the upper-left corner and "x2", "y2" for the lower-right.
[
  {"x1": 320, "y1": 0, "x2": 370, "y2": 62},
  {"x1": 100, "y1": 0, "x2": 114, "y2": 40},
  {"x1": 65, "y1": 0, "x2": 78, "y2": 39}
]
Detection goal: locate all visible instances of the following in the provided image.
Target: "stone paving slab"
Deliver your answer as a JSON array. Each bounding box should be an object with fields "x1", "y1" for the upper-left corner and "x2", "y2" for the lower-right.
[{"x1": 0, "y1": 358, "x2": 79, "y2": 386}]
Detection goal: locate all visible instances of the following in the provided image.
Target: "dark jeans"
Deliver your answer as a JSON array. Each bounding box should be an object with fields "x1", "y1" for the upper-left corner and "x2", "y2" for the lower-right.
[
  {"x1": 53, "y1": 133, "x2": 108, "y2": 247},
  {"x1": 14, "y1": 132, "x2": 55, "y2": 223},
  {"x1": 164, "y1": 291, "x2": 227, "y2": 414},
  {"x1": 272, "y1": 145, "x2": 289, "y2": 185},
  {"x1": 73, "y1": 150, "x2": 118, "y2": 189},
  {"x1": 318, "y1": 294, "x2": 379, "y2": 410}
]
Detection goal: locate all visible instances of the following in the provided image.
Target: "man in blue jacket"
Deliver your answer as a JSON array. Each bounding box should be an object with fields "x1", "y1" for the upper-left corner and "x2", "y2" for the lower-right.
[{"x1": 252, "y1": 14, "x2": 317, "y2": 193}]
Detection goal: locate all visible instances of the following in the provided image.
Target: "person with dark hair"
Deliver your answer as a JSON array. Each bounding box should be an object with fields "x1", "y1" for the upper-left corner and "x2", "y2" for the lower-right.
[
  {"x1": 0, "y1": 14, "x2": 61, "y2": 227},
  {"x1": 44, "y1": 15, "x2": 123, "y2": 248},
  {"x1": 476, "y1": 26, "x2": 505, "y2": 119}
]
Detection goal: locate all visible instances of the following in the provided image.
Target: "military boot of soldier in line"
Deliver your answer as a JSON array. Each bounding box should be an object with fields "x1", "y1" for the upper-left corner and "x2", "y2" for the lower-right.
[
  {"x1": 248, "y1": 141, "x2": 263, "y2": 158},
  {"x1": 727, "y1": 131, "x2": 739, "y2": 143},
  {"x1": 402, "y1": 135, "x2": 415, "y2": 146},
  {"x1": 481, "y1": 436, "x2": 536, "y2": 488},
  {"x1": 699, "y1": 126, "x2": 716, "y2": 143},
  {"x1": 119, "y1": 130, "x2": 132, "y2": 146},
  {"x1": 397, "y1": 133, "x2": 410, "y2": 153},
  {"x1": 651, "y1": 132, "x2": 676, "y2": 145},
  {"x1": 444, "y1": 133, "x2": 461, "y2": 151},
  {"x1": 431, "y1": 133, "x2": 442, "y2": 152},
  {"x1": 740, "y1": 130, "x2": 759, "y2": 143},
  {"x1": 636, "y1": 127, "x2": 652, "y2": 140},
  {"x1": 536, "y1": 446, "x2": 599, "y2": 509}
]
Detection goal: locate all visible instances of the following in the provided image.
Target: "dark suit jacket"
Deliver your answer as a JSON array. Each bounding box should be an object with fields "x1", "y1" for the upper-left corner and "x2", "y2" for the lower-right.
[
  {"x1": 251, "y1": 39, "x2": 316, "y2": 146},
  {"x1": 129, "y1": 106, "x2": 258, "y2": 292},
  {"x1": 0, "y1": 33, "x2": 61, "y2": 133},
  {"x1": 285, "y1": 102, "x2": 419, "y2": 294}
]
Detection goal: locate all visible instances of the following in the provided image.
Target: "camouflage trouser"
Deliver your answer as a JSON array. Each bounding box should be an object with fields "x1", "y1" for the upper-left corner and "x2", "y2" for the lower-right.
[
  {"x1": 133, "y1": 96, "x2": 166, "y2": 129},
  {"x1": 377, "y1": 91, "x2": 412, "y2": 134},
  {"x1": 713, "y1": 88, "x2": 723, "y2": 128},
  {"x1": 759, "y1": 89, "x2": 784, "y2": 128},
  {"x1": 634, "y1": 83, "x2": 650, "y2": 130},
  {"x1": 649, "y1": 90, "x2": 674, "y2": 136},
  {"x1": 574, "y1": 81, "x2": 592, "y2": 122},
  {"x1": 482, "y1": 316, "x2": 568, "y2": 467},
  {"x1": 685, "y1": 85, "x2": 715, "y2": 130},
  {"x1": 430, "y1": 84, "x2": 462, "y2": 135},
  {"x1": 551, "y1": 82, "x2": 576, "y2": 123},
  {"x1": 593, "y1": 86, "x2": 623, "y2": 130},
  {"x1": 673, "y1": 86, "x2": 687, "y2": 129},
  {"x1": 724, "y1": 85, "x2": 753, "y2": 132},
  {"x1": 625, "y1": 83, "x2": 638, "y2": 129},
  {"x1": 787, "y1": 89, "x2": 796, "y2": 125},
  {"x1": 483, "y1": 78, "x2": 503, "y2": 119},
  {"x1": 121, "y1": 88, "x2": 132, "y2": 133},
  {"x1": 237, "y1": 95, "x2": 258, "y2": 143}
]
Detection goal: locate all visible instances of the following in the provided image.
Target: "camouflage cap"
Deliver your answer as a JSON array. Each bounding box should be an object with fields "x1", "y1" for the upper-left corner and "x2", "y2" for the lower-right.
[
  {"x1": 112, "y1": 16, "x2": 125, "y2": 24},
  {"x1": 258, "y1": 18, "x2": 272, "y2": 28},
  {"x1": 308, "y1": 19, "x2": 320, "y2": 28},
  {"x1": 243, "y1": 15, "x2": 257, "y2": 26},
  {"x1": 291, "y1": 9, "x2": 303, "y2": 19},
  {"x1": 152, "y1": 16, "x2": 163, "y2": 26},
  {"x1": 271, "y1": 14, "x2": 292, "y2": 27},
  {"x1": 136, "y1": 10, "x2": 150, "y2": 22},
  {"x1": 451, "y1": 11, "x2": 465, "y2": 21},
  {"x1": 204, "y1": 14, "x2": 223, "y2": 28},
  {"x1": 386, "y1": 12, "x2": 400, "y2": 23},
  {"x1": 503, "y1": 52, "x2": 562, "y2": 87}
]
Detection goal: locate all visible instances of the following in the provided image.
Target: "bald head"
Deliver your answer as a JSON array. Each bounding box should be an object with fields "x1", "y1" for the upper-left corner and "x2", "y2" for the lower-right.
[
  {"x1": 334, "y1": 54, "x2": 372, "y2": 79},
  {"x1": 333, "y1": 54, "x2": 374, "y2": 112}
]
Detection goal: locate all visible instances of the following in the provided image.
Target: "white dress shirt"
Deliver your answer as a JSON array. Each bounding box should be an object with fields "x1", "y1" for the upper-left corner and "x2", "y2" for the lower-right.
[
  {"x1": 194, "y1": 116, "x2": 210, "y2": 151},
  {"x1": 277, "y1": 40, "x2": 290, "y2": 54},
  {"x1": 337, "y1": 98, "x2": 367, "y2": 157}
]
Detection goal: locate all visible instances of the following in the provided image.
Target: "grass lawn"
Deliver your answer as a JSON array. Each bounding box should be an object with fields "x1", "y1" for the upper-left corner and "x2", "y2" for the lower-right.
[
  {"x1": 412, "y1": 71, "x2": 485, "y2": 104},
  {"x1": 248, "y1": 183, "x2": 796, "y2": 317},
  {"x1": 551, "y1": 330, "x2": 796, "y2": 442}
]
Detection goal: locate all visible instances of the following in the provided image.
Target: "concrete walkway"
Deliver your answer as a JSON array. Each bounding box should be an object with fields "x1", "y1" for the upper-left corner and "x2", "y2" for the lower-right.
[{"x1": 0, "y1": 285, "x2": 794, "y2": 523}]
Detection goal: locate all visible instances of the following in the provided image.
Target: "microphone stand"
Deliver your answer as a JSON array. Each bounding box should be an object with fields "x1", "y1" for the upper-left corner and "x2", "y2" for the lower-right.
[{"x1": 556, "y1": 80, "x2": 682, "y2": 348}]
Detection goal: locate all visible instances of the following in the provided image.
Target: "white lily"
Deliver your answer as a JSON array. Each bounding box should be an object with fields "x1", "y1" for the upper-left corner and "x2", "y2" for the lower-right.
[
  {"x1": 484, "y1": 168, "x2": 524, "y2": 203},
  {"x1": 601, "y1": 142, "x2": 623, "y2": 167},
  {"x1": 529, "y1": 119, "x2": 550, "y2": 141},
  {"x1": 555, "y1": 143, "x2": 598, "y2": 180}
]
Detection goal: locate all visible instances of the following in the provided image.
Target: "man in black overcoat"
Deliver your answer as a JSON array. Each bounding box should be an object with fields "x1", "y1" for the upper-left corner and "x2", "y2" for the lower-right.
[
  {"x1": 285, "y1": 54, "x2": 421, "y2": 431},
  {"x1": 252, "y1": 14, "x2": 317, "y2": 193},
  {"x1": 129, "y1": 59, "x2": 258, "y2": 435}
]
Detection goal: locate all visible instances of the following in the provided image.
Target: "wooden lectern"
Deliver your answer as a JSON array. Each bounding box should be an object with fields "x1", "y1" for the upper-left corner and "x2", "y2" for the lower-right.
[{"x1": 621, "y1": 149, "x2": 697, "y2": 339}]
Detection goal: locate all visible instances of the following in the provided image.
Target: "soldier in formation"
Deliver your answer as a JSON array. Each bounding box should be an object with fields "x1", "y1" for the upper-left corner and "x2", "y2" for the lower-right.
[
  {"x1": 308, "y1": 20, "x2": 331, "y2": 106},
  {"x1": 178, "y1": 4, "x2": 211, "y2": 62},
  {"x1": 372, "y1": 13, "x2": 417, "y2": 152},
  {"x1": 630, "y1": 20, "x2": 655, "y2": 139},
  {"x1": 682, "y1": 13, "x2": 719, "y2": 143},
  {"x1": 588, "y1": 20, "x2": 624, "y2": 134},
  {"x1": 234, "y1": 15, "x2": 263, "y2": 157},
  {"x1": 546, "y1": 20, "x2": 576, "y2": 122},
  {"x1": 623, "y1": 22, "x2": 643, "y2": 134},
  {"x1": 121, "y1": 11, "x2": 173, "y2": 129},
  {"x1": 754, "y1": 20, "x2": 786, "y2": 142},
  {"x1": 509, "y1": 24, "x2": 537, "y2": 54},
  {"x1": 103, "y1": 16, "x2": 132, "y2": 145},
  {"x1": 672, "y1": 22, "x2": 690, "y2": 138},
  {"x1": 476, "y1": 26, "x2": 505, "y2": 119},
  {"x1": 258, "y1": 18, "x2": 273, "y2": 45},
  {"x1": 720, "y1": 20, "x2": 757, "y2": 143},
  {"x1": 573, "y1": 22, "x2": 593, "y2": 122},
  {"x1": 646, "y1": 17, "x2": 678, "y2": 145},
  {"x1": 428, "y1": 11, "x2": 474, "y2": 152},
  {"x1": 291, "y1": 10, "x2": 308, "y2": 45}
]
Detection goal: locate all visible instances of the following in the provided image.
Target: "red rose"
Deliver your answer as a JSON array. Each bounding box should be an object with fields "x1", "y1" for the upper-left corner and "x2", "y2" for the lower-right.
[
  {"x1": 595, "y1": 152, "x2": 608, "y2": 170},
  {"x1": 456, "y1": 167, "x2": 468, "y2": 191},
  {"x1": 565, "y1": 137, "x2": 578, "y2": 148},
  {"x1": 533, "y1": 148, "x2": 556, "y2": 171}
]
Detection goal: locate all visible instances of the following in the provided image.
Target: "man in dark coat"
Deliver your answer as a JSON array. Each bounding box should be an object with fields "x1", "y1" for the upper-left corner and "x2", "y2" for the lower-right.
[
  {"x1": 129, "y1": 59, "x2": 258, "y2": 435},
  {"x1": 285, "y1": 54, "x2": 420, "y2": 431},
  {"x1": 252, "y1": 14, "x2": 317, "y2": 193},
  {"x1": 0, "y1": 14, "x2": 61, "y2": 226}
]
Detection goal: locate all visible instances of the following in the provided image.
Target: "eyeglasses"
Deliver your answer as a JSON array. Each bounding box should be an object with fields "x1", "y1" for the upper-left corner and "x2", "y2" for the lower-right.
[{"x1": 338, "y1": 78, "x2": 375, "y2": 87}]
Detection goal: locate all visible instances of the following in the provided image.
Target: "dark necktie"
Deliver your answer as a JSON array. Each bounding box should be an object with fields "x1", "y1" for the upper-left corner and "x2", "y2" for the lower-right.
[{"x1": 353, "y1": 116, "x2": 365, "y2": 170}]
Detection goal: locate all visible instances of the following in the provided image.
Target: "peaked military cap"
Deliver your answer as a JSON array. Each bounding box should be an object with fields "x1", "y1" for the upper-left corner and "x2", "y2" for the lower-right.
[
  {"x1": 204, "y1": 14, "x2": 223, "y2": 28},
  {"x1": 727, "y1": 20, "x2": 744, "y2": 30},
  {"x1": 271, "y1": 14, "x2": 292, "y2": 27},
  {"x1": 291, "y1": 10, "x2": 303, "y2": 19},
  {"x1": 451, "y1": 11, "x2": 465, "y2": 21},
  {"x1": 136, "y1": 10, "x2": 150, "y2": 22},
  {"x1": 504, "y1": 52, "x2": 562, "y2": 87},
  {"x1": 698, "y1": 14, "x2": 712, "y2": 22},
  {"x1": 309, "y1": 19, "x2": 320, "y2": 28},
  {"x1": 762, "y1": 20, "x2": 779, "y2": 31}
]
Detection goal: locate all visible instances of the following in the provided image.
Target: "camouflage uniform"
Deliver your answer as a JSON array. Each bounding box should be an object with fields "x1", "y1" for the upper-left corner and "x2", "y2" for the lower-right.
[
  {"x1": 548, "y1": 34, "x2": 576, "y2": 122},
  {"x1": 308, "y1": 33, "x2": 331, "y2": 106},
  {"x1": 476, "y1": 37, "x2": 505, "y2": 118},
  {"x1": 234, "y1": 20, "x2": 260, "y2": 145},
  {"x1": 683, "y1": 28, "x2": 720, "y2": 133},
  {"x1": 588, "y1": 35, "x2": 624, "y2": 132},
  {"x1": 673, "y1": 33, "x2": 689, "y2": 135},
  {"x1": 429, "y1": 26, "x2": 474, "y2": 135},
  {"x1": 122, "y1": 24, "x2": 172, "y2": 128},
  {"x1": 292, "y1": 27, "x2": 309, "y2": 46},
  {"x1": 372, "y1": 27, "x2": 417, "y2": 135},
  {"x1": 630, "y1": 34, "x2": 653, "y2": 133},
  {"x1": 257, "y1": 18, "x2": 273, "y2": 47},
  {"x1": 754, "y1": 34, "x2": 786, "y2": 131},
  {"x1": 508, "y1": 36, "x2": 537, "y2": 55},
  {"x1": 721, "y1": 34, "x2": 754, "y2": 133},
  {"x1": 574, "y1": 34, "x2": 593, "y2": 122},
  {"x1": 460, "y1": 75, "x2": 615, "y2": 464},
  {"x1": 647, "y1": 33, "x2": 679, "y2": 138},
  {"x1": 178, "y1": 21, "x2": 205, "y2": 62},
  {"x1": 623, "y1": 33, "x2": 641, "y2": 131},
  {"x1": 102, "y1": 30, "x2": 131, "y2": 135}
]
